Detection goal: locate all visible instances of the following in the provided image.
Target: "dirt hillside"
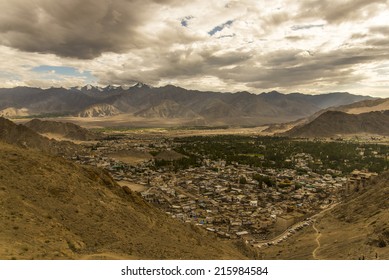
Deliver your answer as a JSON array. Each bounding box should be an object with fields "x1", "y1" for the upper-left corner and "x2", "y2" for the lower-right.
[
  {"x1": 260, "y1": 172, "x2": 389, "y2": 259},
  {"x1": 0, "y1": 141, "x2": 248, "y2": 260},
  {"x1": 0, "y1": 117, "x2": 80, "y2": 156}
]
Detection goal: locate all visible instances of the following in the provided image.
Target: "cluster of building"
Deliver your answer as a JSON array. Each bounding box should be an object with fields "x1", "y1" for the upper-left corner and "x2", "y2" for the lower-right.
[
  {"x1": 139, "y1": 159, "x2": 345, "y2": 243},
  {"x1": 73, "y1": 138, "x2": 379, "y2": 246}
]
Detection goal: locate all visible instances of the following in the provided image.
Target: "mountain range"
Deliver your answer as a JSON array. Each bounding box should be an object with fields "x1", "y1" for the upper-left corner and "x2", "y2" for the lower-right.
[
  {"x1": 282, "y1": 97, "x2": 389, "y2": 137},
  {"x1": 0, "y1": 84, "x2": 374, "y2": 126}
]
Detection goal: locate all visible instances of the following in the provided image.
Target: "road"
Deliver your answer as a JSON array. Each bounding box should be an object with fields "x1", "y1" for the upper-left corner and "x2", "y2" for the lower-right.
[{"x1": 254, "y1": 202, "x2": 340, "y2": 249}]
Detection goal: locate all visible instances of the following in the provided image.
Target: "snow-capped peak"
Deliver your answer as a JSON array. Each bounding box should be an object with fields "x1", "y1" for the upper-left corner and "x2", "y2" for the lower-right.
[
  {"x1": 71, "y1": 86, "x2": 83, "y2": 91},
  {"x1": 104, "y1": 85, "x2": 119, "y2": 91},
  {"x1": 132, "y1": 82, "x2": 152, "y2": 89}
]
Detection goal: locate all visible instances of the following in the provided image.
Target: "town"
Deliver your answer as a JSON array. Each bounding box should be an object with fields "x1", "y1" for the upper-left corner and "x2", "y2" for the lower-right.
[{"x1": 73, "y1": 133, "x2": 385, "y2": 248}]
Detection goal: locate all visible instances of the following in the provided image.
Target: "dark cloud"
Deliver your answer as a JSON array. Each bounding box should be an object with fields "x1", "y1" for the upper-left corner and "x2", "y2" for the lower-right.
[
  {"x1": 215, "y1": 47, "x2": 389, "y2": 89},
  {"x1": 98, "y1": 35, "x2": 389, "y2": 90},
  {"x1": 0, "y1": 0, "x2": 184, "y2": 59},
  {"x1": 149, "y1": 47, "x2": 253, "y2": 80},
  {"x1": 98, "y1": 46, "x2": 254, "y2": 85},
  {"x1": 369, "y1": 26, "x2": 389, "y2": 36},
  {"x1": 366, "y1": 38, "x2": 389, "y2": 48}
]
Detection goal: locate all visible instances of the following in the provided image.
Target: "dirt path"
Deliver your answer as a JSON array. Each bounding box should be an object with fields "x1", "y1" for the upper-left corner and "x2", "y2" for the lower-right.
[
  {"x1": 312, "y1": 222, "x2": 321, "y2": 260},
  {"x1": 311, "y1": 203, "x2": 339, "y2": 260}
]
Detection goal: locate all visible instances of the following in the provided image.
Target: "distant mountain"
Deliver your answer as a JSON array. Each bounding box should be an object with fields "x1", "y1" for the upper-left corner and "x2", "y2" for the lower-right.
[
  {"x1": 135, "y1": 100, "x2": 200, "y2": 119},
  {"x1": 0, "y1": 117, "x2": 80, "y2": 155},
  {"x1": 0, "y1": 87, "x2": 97, "y2": 115},
  {"x1": 77, "y1": 104, "x2": 121, "y2": 118},
  {"x1": 24, "y1": 119, "x2": 103, "y2": 141},
  {"x1": 285, "y1": 110, "x2": 389, "y2": 137},
  {"x1": 0, "y1": 84, "x2": 375, "y2": 126},
  {"x1": 131, "y1": 82, "x2": 153, "y2": 89},
  {"x1": 332, "y1": 98, "x2": 389, "y2": 114},
  {"x1": 286, "y1": 92, "x2": 373, "y2": 109}
]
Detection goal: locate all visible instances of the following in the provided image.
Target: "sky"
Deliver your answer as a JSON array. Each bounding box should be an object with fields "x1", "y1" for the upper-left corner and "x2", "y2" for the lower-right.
[{"x1": 0, "y1": 0, "x2": 388, "y2": 97}]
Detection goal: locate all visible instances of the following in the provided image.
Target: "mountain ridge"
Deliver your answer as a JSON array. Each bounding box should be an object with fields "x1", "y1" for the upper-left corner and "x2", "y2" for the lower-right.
[
  {"x1": 24, "y1": 119, "x2": 103, "y2": 141},
  {"x1": 284, "y1": 110, "x2": 389, "y2": 137},
  {"x1": 0, "y1": 117, "x2": 81, "y2": 155},
  {"x1": 0, "y1": 85, "x2": 375, "y2": 126}
]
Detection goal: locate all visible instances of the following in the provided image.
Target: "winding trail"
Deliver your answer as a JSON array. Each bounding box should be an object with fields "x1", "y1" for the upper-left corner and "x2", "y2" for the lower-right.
[
  {"x1": 311, "y1": 203, "x2": 340, "y2": 260},
  {"x1": 312, "y1": 222, "x2": 321, "y2": 260}
]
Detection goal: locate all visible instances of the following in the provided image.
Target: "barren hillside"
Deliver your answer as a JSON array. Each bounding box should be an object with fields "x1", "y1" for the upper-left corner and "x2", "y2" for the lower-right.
[
  {"x1": 0, "y1": 142, "x2": 248, "y2": 260},
  {"x1": 285, "y1": 110, "x2": 389, "y2": 137},
  {"x1": 24, "y1": 119, "x2": 103, "y2": 141},
  {"x1": 0, "y1": 117, "x2": 80, "y2": 156},
  {"x1": 260, "y1": 172, "x2": 389, "y2": 259}
]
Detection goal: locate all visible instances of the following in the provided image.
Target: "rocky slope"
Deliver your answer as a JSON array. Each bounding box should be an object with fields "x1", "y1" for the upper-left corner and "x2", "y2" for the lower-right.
[
  {"x1": 134, "y1": 100, "x2": 200, "y2": 119},
  {"x1": 77, "y1": 104, "x2": 121, "y2": 118}
]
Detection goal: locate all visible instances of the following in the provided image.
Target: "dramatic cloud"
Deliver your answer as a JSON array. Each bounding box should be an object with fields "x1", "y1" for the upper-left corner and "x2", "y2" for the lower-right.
[
  {"x1": 0, "y1": 0, "x2": 187, "y2": 59},
  {"x1": 0, "y1": 0, "x2": 388, "y2": 97}
]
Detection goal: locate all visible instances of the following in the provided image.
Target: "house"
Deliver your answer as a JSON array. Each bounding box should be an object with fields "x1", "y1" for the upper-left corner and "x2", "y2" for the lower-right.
[{"x1": 249, "y1": 200, "x2": 258, "y2": 207}]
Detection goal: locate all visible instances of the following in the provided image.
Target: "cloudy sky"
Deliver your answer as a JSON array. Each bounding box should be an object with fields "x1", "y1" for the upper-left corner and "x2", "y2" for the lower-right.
[{"x1": 0, "y1": 0, "x2": 388, "y2": 97}]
